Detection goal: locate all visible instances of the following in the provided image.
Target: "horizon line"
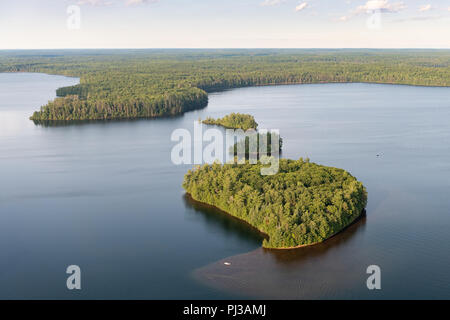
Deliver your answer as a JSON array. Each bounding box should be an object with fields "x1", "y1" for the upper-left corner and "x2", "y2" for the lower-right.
[{"x1": 1, "y1": 47, "x2": 450, "y2": 50}]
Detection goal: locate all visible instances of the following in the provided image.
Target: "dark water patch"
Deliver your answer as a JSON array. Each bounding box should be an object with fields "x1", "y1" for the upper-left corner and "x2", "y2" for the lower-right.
[
  {"x1": 183, "y1": 194, "x2": 267, "y2": 246},
  {"x1": 193, "y1": 217, "x2": 368, "y2": 299}
]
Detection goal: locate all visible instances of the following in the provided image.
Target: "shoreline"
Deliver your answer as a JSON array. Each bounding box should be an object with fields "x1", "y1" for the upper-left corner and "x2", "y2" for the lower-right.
[
  {"x1": 264, "y1": 209, "x2": 367, "y2": 250},
  {"x1": 2, "y1": 71, "x2": 450, "y2": 122},
  {"x1": 205, "y1": 80, "x2": 450, "y2": 95},
  {"x1": 185, "y1": 192, "x2": 366, "y2": 250},
  {"x1": 5, "y1": 71, "x2": 449, "y2": 89}
]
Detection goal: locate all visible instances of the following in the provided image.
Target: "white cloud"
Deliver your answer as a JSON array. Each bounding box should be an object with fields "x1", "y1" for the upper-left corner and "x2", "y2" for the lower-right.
[
  {"x1": 125, "y1": 0, "x2": 159, "y2": 5},
  {"x1": 260, "y1": 0, "x2": 286, "y2": 6},
  {"x1": 76, "y1": 0, "x2": 158, "y2": 5},
  {"x1": 339, "y1": 0, "x2": 406, "y2": 21},
  {"x1": 295, "y1": 2, "x2": 308, "y2": 12},
  {"x1": 77, "y1": 0, "x2": 112, "y2": 5},
  {"x1": 418, "y1": 4, "x2": 432, "y2": 12},
  {"x1": 354, "y1": 0, "x2": 406, "y2": 14}
]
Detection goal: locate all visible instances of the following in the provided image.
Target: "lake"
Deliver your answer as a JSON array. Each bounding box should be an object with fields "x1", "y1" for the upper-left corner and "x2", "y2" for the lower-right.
[{"x1": 0, "y1": 73, "x2": 449, "y2": 299}]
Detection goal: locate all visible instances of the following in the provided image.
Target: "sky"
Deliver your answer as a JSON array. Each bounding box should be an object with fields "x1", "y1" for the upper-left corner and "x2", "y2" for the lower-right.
[{"x1": 0, "y1": 0, "x2": 449, "y2": 49}]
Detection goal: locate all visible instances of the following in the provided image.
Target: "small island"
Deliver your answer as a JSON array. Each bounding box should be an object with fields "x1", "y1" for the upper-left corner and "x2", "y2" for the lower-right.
[
  {"x1": 202, "y1": 113, "x2": 258, "y2": 130},
  {"x1": 183, "y1": 158, "x2": 367, "y2": 249},
  {"x1": 231, "y1": 131, "x2": 283, "y2": 159}
]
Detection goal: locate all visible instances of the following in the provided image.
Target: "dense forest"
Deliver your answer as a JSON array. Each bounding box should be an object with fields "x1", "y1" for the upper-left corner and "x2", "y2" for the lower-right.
[
  {"x1": 183, "y1": 158, "x2": 367, "y2": 248},
  {"x1": 0, "y1": 49, "x2": 448, "y2": 121},
  {"x1": 202, "y1": 113, "x2": 258, "y2": 130}
]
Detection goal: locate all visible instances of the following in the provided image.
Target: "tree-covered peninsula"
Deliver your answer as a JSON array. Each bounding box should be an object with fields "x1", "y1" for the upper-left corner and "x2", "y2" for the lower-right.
[
  {"x1": 0, "y1": 49, "x2": 448, "y2": 121},
  {"x1": 183, "y1": 158, "x2": 367, "y2": 249},
  {"x1": 202, "y1": 113, "x2": 258, "y2": 130}
]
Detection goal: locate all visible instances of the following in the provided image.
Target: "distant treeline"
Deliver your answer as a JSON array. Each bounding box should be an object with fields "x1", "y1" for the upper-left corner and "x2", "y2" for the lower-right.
[{"x1": 0, "y1": 50, "x2": 449, "y2": 121}]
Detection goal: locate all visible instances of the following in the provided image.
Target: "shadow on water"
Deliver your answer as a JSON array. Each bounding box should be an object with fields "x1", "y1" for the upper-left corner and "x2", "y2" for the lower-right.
[
  {"x1": 182, "y1": 194, "x2": 267, "y2": 247},
  {"x1": 185, "y1": 189, "x2": 367, "y2": 264},
  {"x1": 192, "y1": 214, "x2": 368, "y2": 299},
  {"x1": 262, "y1": 214, "x2": 367, "y2": 264}
]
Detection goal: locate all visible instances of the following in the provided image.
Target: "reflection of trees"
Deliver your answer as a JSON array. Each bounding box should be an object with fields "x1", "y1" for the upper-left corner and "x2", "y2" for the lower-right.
[
  {"x1": 183, "y1": 193, "x2": 266, "y2": 246},
  {"x1": 32, "y1": 114, "x2": 184, "y2": 127}
]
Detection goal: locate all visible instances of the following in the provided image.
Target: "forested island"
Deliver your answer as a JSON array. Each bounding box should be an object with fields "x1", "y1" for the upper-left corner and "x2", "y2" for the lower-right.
[
  {"x1": 0, "y1": 49, "x2": 448, "y2": 121},
  {"x1": 231, "y1": 132, "x2": 283, "y2": 159},
  {"x1": 183, "y1": 158, "x2": 367, "y2": 249},
  {"x1": 202, "y1": 113, "x2": 281, "y2": 158},
  {"x1": 202, "y1": 113, "x2": 258, "y2": 130}
]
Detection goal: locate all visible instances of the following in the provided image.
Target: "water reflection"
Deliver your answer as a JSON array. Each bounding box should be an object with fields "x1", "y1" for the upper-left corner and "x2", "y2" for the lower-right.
[
  {"x1": 31, "y1": 114, "x2": 185, "y2": 127},
  {"x1": 183, "y1": 194, "x2": 265, "y2": 247}
]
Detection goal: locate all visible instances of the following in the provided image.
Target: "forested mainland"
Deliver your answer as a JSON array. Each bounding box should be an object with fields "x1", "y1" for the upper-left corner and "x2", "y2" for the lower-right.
[
  {"x1": 0, "y1": 49, "x2": 449, "y2": 121},
  {"x1": 183, "y1": 158, "x2": 367, "y2": 248}
]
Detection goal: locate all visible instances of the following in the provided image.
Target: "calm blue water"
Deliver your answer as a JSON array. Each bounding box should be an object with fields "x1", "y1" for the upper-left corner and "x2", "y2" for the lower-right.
[{"x1": 0, "y1": 73, "x2": 449, "y2": 299}]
